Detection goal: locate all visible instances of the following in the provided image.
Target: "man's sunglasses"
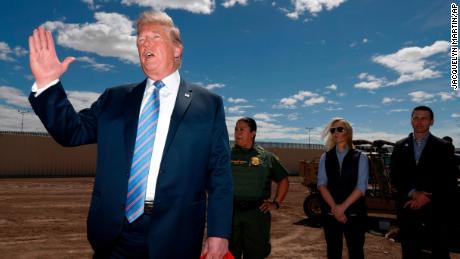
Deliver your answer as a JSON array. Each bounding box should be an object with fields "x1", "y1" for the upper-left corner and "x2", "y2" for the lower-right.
[{"x1": 329, "y1": 127, "x2": 345, "y2": 134}]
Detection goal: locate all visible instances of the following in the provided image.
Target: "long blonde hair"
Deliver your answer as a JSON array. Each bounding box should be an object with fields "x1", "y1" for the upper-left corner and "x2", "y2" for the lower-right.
[{"x1": 321, "y1": 117, "x2": 354, "y2": 151}]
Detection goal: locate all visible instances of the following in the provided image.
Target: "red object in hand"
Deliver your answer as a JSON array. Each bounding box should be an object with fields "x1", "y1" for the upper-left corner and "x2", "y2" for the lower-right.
[{"x1": 200, "y1": 251, "x2": 235, "y2": 259}]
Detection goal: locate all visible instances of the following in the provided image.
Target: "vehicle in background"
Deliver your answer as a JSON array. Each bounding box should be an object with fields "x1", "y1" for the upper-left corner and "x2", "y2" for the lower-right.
[
  {"x1": 301, "y1": 139, "x2": 396, "y2": 219},
  {"x1": 300, "y1": 139, "x2": 460, "y2": 252}
]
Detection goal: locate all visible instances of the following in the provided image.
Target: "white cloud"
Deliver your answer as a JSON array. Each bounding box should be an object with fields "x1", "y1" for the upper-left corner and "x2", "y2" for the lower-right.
[
  {"x1": 0, "y1": 85, "x2": 100, "y2": 113},
  {"x1": 437, "y1": 92, "x2": 454, "y2": 101},
  {"x1": 43, "y1": 12, "x2": 138, "y2": 64},
  {"x1": 407, "y1": 91, "x2": 455, "y2": 103},
  {"x1": 373, "y1": 41, "x2": 449, "y2": 86},
  {"x1": 325, "y1": 84, "x2": 337, "y2": 91},
  {"x1": 304, "y1": 96, "x2": 325, "y2": 106},
  {"x1": 82, "y1": 0, "x2": 100, "y2": 10},
  {"x1": 0, "y1": 87, "x2": 46, "y2": 132},
  {"x1": 356, "y1": 104, "x2": 379, "y2": 108},
  {"x1": 77, "y1": 56, "x2": 114, "y2": 71},
  {"x1": 382, "y1": 97, "x2": 403, "y2": 104},
  {"x1": 0, "y1": 105, "x2": 46, "y2": 132},
  {"x1": 286, "y1": 0, "x2": 347, "y2": 20},
  {"x1": 362, "y1": 38, "x2": 368, "y2": 43},
  {"x1": 226, "y1": 116, "x2": 313, "y2": 142},
  {"x1": 0, "y1": 42, "x2": 27, "y2": 62},
  {"x1": 66, "y1": 90, "x2": 101, "y2": 111},
  {"x1": 0, "y1": 85, "x2": 101, "y2": 131},
  {"x1": 0, "y1": 42, "x2": 14, "y2": 61},
  {"x1": 222, "y1": 0, "x2": 248, "y2": 8},
  {"x1": 389, "y1": 109, "x2": 409, "y2": 113},
  {"x1": 14, "y1": 46, "x2": 27, "y2": 57},
  {"x1": 253, "y1": 113, "x2": 282, "y2": 122},
  {"x1": 227, "y1": 97, "x2": 248, "y2": 104},
  {"x1": 121, "y1": 0, "x2": 215, "y2": 14},
  {"x1": 277, "y1": 90, "x2": 326, "y2": 108},
  {"x1": 227, "y1": 105, "x2": 253, "y2": 114},
  {"x1": 382, "y1": 97, "x2": 393, "y2": 104},
  {"x1": 256, "y1": 120, "x2": 308, "y2": 141},
  {"x1": 279, "y1": 97, "x2": 298, "y2": 108},
  {"x1": 354, "y1": 73, "x2": 386, "y2": 90},
  {"x1": 354, "y1": 131, "x2": 406, "y2": 144},
  {"x1": 408, "y1": 91, "x2": 435, "y2": 103},
  {"x1": 287, "y1": 113, "x2": 299, "y2": 121},
  {"x1": 355, "y1": 41, "x2": 450, "y2": 90},
  {"x1": 0, "y1": 86, "x2": 30, "y2": 108},
  {"x1": 204, "y1": 83, "x2": 226, "y2": 90},
  {"x1": 451, "y1": 113, "x2": 460, "y2": 118},
  {"x1": 325, "y1": 107, "x2": 343, "y2": 111}
]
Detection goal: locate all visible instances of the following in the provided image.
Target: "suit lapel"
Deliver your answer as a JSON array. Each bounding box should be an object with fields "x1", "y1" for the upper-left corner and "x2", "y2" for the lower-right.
[
  {"x1": 162, "y1": 80, "x2": 193, "y2": 160},
  {"x1": 404, "y1": 134, "x2": 417, "y2": 168},
  {"x1": 124, "y1": 79, "x2": 148, "y2": 166}
]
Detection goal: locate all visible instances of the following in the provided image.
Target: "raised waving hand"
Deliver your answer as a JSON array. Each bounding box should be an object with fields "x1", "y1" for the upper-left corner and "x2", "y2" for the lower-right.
[{"x1": 28, "y1": 27, "x2": 75, "y2": 88}]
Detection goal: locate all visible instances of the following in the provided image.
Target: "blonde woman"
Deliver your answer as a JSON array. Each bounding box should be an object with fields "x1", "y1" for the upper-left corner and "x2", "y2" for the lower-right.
[{"x1": 317, "y1": 118, "x2": 369, "y2": 259}]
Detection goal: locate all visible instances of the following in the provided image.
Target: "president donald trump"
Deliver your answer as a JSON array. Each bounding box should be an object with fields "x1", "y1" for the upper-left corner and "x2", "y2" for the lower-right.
[{"x1": 28, "y1": 11, "x2": 233, "y2": 259}]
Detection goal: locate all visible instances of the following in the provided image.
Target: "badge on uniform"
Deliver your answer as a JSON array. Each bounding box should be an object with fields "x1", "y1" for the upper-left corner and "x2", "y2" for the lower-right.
[{"x1": 250, "y1": 156, "x2": 261, "y2": 166}]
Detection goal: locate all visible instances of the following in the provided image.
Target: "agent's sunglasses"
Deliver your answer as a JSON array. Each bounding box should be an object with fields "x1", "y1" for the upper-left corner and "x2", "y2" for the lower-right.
[{"x1": 329, "y1": 127, "x2": 345, "y2": 134}]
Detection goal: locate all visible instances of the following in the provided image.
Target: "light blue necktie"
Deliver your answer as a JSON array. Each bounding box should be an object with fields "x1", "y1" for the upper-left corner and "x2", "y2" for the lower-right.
[{"x1": 125, "y1": 80, "x2": 164, "y2": 223}]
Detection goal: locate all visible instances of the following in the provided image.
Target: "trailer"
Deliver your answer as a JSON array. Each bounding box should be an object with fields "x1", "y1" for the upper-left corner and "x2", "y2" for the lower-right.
[{"x1": 300, "y1": 139, "x2": 396, "y2": 219}]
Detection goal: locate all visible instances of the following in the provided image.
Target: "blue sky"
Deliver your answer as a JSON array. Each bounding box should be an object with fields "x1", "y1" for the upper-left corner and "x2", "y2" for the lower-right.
[{"x1": 1, "y1": 0, "x2": 459, "y2": 146}]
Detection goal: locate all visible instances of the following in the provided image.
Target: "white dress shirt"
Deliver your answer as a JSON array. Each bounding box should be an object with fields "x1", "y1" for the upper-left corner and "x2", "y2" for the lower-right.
[
  {"x1": 143, "y1": 71, "x2": 180, "y2": 200},
  {"x1": 32, "y1": 70, "x2": 181, "y2": 201}
]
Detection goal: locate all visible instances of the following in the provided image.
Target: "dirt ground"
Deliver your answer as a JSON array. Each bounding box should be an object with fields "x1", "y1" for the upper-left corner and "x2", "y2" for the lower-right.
[{"x1": 0, "y1": 177, "x2": 458, "y2": 259}]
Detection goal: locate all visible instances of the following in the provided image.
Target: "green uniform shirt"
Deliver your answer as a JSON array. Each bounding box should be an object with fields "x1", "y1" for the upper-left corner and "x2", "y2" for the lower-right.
[{"x1": 231, "y1": 144, "x2": 289, "y2": 201}]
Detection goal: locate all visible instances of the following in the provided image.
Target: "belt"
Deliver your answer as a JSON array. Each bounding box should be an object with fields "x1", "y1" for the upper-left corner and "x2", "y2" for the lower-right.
[{"x1": 144, "y1": 200, "x2": 154, "y2": 215}]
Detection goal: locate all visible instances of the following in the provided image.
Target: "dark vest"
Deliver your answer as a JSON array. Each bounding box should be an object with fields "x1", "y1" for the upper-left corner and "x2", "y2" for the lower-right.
[{"x1": 322, "y1": 148, "x2": 366, "y2": 216}]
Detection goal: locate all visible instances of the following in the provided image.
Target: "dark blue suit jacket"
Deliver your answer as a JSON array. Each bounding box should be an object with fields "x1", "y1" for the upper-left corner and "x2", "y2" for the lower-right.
[
  {"x1": 390, "y1": 133, "x2": 457, "y2": 212},
  {"x1": 29, "y1": 79, "x2": 233, "y2": 258}
]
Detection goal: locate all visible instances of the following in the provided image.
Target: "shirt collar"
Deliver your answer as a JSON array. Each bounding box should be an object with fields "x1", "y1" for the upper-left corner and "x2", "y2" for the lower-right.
[
  {"x1": 412, "y1": 132, "x2": 430, "y2": 144},
  {"x1": 146, "y1": 70, "x2": 181, "y2": 93}
]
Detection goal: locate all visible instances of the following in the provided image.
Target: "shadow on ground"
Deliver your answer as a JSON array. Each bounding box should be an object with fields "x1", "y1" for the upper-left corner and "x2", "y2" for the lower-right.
[{"x1": 293, "y1": 215, "x2": 460, "y2": 255}]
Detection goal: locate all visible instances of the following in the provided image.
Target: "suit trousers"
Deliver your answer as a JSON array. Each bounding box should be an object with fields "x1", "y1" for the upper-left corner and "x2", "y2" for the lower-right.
[
  {"x1": 322, "y1": 214, "x2": 366, "y2": 259},
  {"x1": 398, "y1": 206, "x2": 450, "y2": 259},
  {"x1": 93, "y1": 214, "x2": 150, "y2": 259}
]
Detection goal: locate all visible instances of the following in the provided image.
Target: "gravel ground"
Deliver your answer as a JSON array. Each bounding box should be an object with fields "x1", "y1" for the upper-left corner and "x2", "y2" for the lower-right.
[{"x1": 0, "y1": 177, "x2": 458, "y2": 258}]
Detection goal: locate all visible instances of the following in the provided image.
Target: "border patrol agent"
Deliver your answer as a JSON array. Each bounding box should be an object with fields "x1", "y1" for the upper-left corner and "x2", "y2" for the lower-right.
[{"x1": 229, "y1": 117, "x2": 289, "y2": 259}]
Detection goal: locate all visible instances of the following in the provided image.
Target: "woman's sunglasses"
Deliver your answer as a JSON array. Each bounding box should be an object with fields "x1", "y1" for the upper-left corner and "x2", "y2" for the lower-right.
[{"x1": 329, "y1": 126, "x2": 345, "y2": 134}]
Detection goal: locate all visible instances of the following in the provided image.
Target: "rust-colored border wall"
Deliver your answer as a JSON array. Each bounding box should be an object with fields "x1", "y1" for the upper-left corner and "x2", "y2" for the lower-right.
[
  {"x1": 264, "y1": 147, "x2": 323, "y2": 175},
  {"x1": 0, "y1": 132, "x2": 324, "y2": 177},
  {"x1": 0, "y1": 132, "x2": 96, "y2": 177}
]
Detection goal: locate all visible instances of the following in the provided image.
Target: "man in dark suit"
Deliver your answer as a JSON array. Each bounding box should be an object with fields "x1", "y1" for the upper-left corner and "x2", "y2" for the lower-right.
[
  {"x1": 390, "y1": 106, "x2": 457, "y2": 259},
  {"x1": 28, "y1": 11, "x2": 233, "y2": 259}
]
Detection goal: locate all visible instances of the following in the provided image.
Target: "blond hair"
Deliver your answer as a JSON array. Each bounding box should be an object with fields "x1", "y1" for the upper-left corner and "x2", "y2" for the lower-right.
[{"x1": 321, "y1": 117, "x2": 354, "y2": 151}]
